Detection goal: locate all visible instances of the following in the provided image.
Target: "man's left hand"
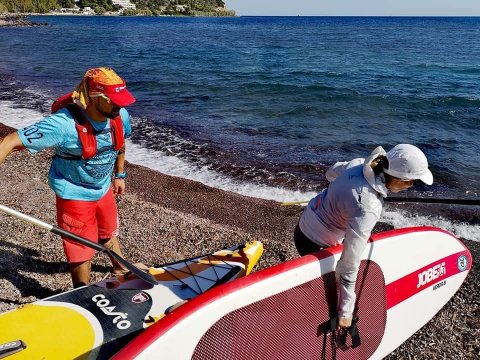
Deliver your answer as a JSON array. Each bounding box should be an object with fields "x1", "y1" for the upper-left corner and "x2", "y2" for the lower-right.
[{"x1": 113, "y1": 178, "x2": 126, "y2": 195}]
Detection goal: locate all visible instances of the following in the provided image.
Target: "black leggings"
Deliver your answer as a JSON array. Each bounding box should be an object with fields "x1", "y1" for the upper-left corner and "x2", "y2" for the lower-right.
[{"x1": 293, "y1": 223, "x2": 325, "y2": 256}]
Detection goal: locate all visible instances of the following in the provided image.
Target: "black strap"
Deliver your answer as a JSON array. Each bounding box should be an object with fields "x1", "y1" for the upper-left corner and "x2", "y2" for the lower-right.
[
  {"x1": 349, "y1": 317, "x2": 361, "y2": 348},
  {"x1": 53, "y1": 145, "x2": 115, "y2": 161},
  {"x1": 66, "y1": 103, "x2": 109, "y2": 135},
  {"x1": 320, "y1": 316, "x2": 361, "y2": 357},
  {"x1": 52, "y1": 153, "x2": 83, "y2": 161},
  {"x1": 320, "y1": 318, "x2": 338, "y2": 360},
  {"x1": 66, "y1": 103, "x2": 88, "y2": 125}
]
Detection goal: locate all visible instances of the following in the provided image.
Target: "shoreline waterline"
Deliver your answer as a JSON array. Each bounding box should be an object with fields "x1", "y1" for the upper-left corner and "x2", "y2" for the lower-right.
[{"x1": 0, "y1": 92, "x2": 478, "y2": 242}]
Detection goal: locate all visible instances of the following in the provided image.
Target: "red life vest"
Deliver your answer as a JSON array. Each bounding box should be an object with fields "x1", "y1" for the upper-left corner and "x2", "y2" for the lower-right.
[{"x1": 51, "y1": 93, "x2": 124, "y2": 160}]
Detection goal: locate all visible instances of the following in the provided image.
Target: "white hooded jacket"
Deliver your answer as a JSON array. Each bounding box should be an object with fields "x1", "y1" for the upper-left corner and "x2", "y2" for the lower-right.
[{"x1": 299, "y1": 146, "x2": 388, "y2": 318}]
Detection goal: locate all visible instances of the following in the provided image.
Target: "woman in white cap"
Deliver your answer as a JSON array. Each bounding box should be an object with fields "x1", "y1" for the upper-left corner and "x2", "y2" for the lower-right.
[{"x1": 293, "y1": 144, "x2": 433, "y2": 329}]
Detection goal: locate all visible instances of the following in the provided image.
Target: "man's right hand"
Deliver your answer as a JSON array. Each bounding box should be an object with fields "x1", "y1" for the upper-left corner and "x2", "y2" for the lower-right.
[{"x1": 0, "y1": 132, "x2": 25, "y2": 164}]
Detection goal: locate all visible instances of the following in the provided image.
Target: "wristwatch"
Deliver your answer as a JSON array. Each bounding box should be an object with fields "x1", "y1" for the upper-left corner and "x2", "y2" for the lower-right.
[{"x1": 114, "y1": 171, "x2": 127, "y2": 179}]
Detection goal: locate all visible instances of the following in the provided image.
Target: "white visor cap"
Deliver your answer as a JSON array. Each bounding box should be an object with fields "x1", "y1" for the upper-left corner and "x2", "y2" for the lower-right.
[{"x1": 384, "y1": 144, "x2": 433, "y2": 185}]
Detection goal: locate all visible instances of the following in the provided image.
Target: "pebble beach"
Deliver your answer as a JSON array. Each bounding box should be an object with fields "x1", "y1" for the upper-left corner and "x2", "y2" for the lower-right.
[{"x1": 0, "y1": 123, "x2": 478, "y2": 359}]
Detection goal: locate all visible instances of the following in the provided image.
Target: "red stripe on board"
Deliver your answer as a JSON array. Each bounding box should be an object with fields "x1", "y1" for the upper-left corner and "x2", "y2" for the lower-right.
[{"x1": 386, "y1": 250, "x2": 472, "y2": 309}]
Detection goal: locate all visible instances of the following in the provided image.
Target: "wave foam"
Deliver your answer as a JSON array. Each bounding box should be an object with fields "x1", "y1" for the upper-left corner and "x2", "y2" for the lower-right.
[
  {"x1": 382, "y1": 208, "x2": 479, "y2": 241},
  {"x1": 1, "y1": 100, "x2": 478, "y2": 242},
  {"x1": 126, "y1": 139, "x2": 317, "y2": 202},
  {"x1": 0, "y1": 100, "x2": 316, "y2": 203},
  {"x1": 0, "y1": 101, "x2": 42, "y2": 128}
]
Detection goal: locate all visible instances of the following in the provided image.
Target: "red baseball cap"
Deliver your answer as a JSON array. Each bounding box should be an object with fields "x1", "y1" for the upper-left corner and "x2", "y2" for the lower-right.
[{"x1": 86, "y1": 67, "x2": 136, "y2": 107}]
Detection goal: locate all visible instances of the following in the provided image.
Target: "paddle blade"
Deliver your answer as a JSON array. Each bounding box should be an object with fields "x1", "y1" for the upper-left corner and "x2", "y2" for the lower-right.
[
  {"x1": 281, "y1": 200, "x2": 309, "y2": 206},
  {"x1": 107, "y1": 249, "x2": 159, "y2": 285}
]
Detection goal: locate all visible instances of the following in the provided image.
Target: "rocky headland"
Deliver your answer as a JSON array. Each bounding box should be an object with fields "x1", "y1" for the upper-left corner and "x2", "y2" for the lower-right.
[{"x1": 0, "y1": 14, "x2": 46, "y2": 27}]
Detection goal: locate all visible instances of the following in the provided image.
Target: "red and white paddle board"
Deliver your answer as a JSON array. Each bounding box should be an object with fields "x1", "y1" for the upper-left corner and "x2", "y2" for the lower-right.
[{"x1": 112, "y1": 226, "x2": 472, "y2": 360}]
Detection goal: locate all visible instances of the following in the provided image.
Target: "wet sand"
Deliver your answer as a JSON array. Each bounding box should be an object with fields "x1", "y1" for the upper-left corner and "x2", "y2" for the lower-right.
[{"x1": 0, "y1": 123, "x2": 477, "y2": 359}]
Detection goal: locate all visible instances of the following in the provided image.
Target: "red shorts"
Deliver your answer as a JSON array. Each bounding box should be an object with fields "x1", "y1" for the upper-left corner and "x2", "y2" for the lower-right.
[{"x1": 56, "y1": 189, "x2": 119, "y2": 263}]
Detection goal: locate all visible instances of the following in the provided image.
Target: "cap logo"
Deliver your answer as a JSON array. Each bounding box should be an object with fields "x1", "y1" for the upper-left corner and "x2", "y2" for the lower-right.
[
  {"x1": 132, "y1": 292, "x2": 150, "y2": 304},
  {"x1": 115, "y1": 86, "x2": 126, "y2": 93}
]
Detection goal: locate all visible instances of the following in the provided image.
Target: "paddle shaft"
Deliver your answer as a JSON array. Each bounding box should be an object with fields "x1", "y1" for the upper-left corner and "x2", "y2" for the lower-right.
[
  {"x1": 52, "y1": 225, "x2": 108, "y2": 252},
  {"x1": 281, "y1": 197, "x2": 479, "y2": 206},
  {"x1": 0, "y1": 204, "x2": 159, "y2": 285},
  {"x1": 385, "y1": 197, "x2": 480, "y2": 206}
]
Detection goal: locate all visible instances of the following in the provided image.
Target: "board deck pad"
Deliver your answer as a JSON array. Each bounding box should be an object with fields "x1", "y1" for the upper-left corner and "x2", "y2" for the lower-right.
[
  {"x1": 192, "y1": 261, "x2": 386, "y2": 360},
  {"x1": 0, "y1": 241, "x2": 263, "y2": 360}
]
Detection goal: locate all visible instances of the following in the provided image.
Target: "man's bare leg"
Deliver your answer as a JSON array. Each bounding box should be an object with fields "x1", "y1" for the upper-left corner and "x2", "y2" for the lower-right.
[
  {"x1": 69, "y1": 260, "x2": 91, "y2": 288},
  {"x1": 101, "y1": 237, "x2": 128, "y2": 275}
]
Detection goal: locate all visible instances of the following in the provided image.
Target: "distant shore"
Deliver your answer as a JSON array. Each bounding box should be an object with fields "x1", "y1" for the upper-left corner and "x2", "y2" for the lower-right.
[
  {"x1": 0, "y1": 7, "x2": 236, "y2": 20},
  {"x1": 0, "y1": 13, "x2": 237, "y2": 25}
]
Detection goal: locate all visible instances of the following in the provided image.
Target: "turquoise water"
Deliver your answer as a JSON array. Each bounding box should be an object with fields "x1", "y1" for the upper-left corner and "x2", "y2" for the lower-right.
[{"x1": 0, "y1": 16, "x2": 479, "y2": 199}]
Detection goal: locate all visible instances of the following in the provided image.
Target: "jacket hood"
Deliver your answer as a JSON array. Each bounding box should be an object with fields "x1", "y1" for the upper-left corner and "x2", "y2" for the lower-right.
[{"x1": 363, "y1": 146, "x2": 388, "y2": 197}]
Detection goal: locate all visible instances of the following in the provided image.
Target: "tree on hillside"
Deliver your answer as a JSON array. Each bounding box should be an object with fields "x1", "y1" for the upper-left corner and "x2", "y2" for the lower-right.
[
  {"x1": 58, "y1": 0, "x2": 76, "y2": 8},
  {"x1": 36, "y1": 0, "x2": 58, "y2": 12},
  {"x1": 0, "y1": 0, "x2": 57, "y2": 12},
  {"x1": 94, "y1": 6, "x2": 105, "y2": 14},
  {"x1": 0, "y1": 0, "x2": 31, "y2": 12},
  {"x1": 131, "y1": 0, "x2": 226, "y2": 12},
  {"x1": 77, "y1": 0, "x2": 114, "y2": 11}
]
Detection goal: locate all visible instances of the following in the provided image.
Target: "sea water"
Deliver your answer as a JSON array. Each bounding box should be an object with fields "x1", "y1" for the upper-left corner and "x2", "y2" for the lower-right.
[{"x1": 0, "y1": 16, "x2": 478, "y2": 240}]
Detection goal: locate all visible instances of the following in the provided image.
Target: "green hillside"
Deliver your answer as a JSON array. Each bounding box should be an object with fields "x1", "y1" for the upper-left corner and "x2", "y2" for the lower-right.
[{"x1": 0, "y1": 0, "x2": 234, "y2": 16}]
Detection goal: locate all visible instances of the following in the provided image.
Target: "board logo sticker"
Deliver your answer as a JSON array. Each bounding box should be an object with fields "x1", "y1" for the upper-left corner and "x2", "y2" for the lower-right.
[
  {"x1": 132, "y1": 292, "x2": 150, "y2": 304},
  {"x1": 457, "y1": 255, "x2": 468, "y2": 272},
  {"x1": 416, "y1": 262, "x2": 446, "y2": 288},
  {"x1": 92, "y1": 294, "x2": 131, "y2": 330}
]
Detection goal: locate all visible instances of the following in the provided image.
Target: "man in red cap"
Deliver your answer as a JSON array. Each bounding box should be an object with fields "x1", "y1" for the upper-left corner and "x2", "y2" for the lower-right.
[{"x1": 0, "y1": 67, "x2": 136, "y2": 287}]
